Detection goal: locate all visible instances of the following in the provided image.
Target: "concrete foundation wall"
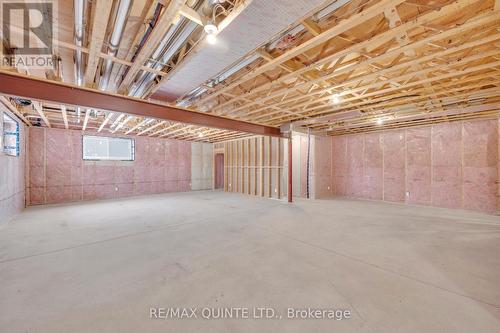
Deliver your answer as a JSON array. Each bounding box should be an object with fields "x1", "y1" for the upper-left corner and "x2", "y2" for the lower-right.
[
  {"x1": 292, "y1": 134, "x2": 310, "y2": 198},
  {"x1": 27, "y1": 127, "x2": 193, "y2": 205},
  {"x1": 317, "y1": 119, "x2": 498, "y2": 213},
  {"x1": 191, "y1": 142, "x2": 213, "y2": 190},
  {"x1": 0, "y1": 105, "x2": 26, "y2": 223}
]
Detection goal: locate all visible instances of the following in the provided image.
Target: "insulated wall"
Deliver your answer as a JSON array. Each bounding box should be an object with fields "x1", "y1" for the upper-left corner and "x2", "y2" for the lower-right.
[
  {"x1": 326, "y1": 119, "x2": 498, "y2": 213},
  {"x1": 0, "y1": 104, "x2": 26, "y2": 223},
  {"x1": 27, "y1": 127, "x2": 192, "y2": 205}
]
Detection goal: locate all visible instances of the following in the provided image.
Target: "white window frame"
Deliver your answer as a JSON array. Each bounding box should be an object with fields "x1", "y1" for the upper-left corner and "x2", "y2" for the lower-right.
[
  {"x1": 82, "y1": 135, "x2": 135, "y2": 161},
  {"x1": 2, "y1": 112, "x2": 20, "y2": 157}
]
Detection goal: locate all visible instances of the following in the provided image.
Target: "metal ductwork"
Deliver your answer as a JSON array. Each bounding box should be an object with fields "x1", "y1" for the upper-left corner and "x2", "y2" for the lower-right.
[
  {"x1": 73, "y1": 0, "x2": 87, "y2": 122},
  {"x1": 155, "y1": 0, "x2": 327, "y2": 101},
  {"x1": 128, "y1": 0, "x2": 207, "y2": 98},
  {"x1": 129, "y1": 18, "x2": 199, "y2": 97},
  {"x1": 73, "y1": 0, "x2": 86, "y2": 87},
  {"x1": 99, "y1": 0, "x2": 133, "y2": 91}
]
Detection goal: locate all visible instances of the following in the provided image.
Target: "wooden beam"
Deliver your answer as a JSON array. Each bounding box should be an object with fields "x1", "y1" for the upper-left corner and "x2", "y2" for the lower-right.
[
  {"x1": 32, "y1": 102, "x2": 50, "y2": 127},
  {"x1": 118, "y1": 0, "x2": 187, "y2": 93},
  {"x1": 0, "y1": 70, "x2": 282, "y2": 137},
  {"x1": 55, "y1": 39, "x2": 168, "y2": 77},
  {"x1": 125, "y1": 118, "x2": 150, "y2": 135},
  {"x1": 247, "y1": 40, "x2": 500, "y2": 121},
  {"x1": 301, "y1": 18, "x2": 321, "y2": 36},
  {"x1": 138, "y1": 120, "x2": 167, "y2": 135},
  {"x1": 98, "y1": 112, "x2": 113, "y2": 132},
  {"x1": 383, "y1": 6, "x2": 444, "y2": 111},
  {"x1": 61, "y1": 105, "x2": 69, "y2": 129},
  {"x1": 82, "y1": 109, "x2": 90, "y2": 131},
  {"x1": 213, "y1": 0, "x2": 490, "y2": 116},
  {"x1": 150, "y1": 123, "x2": 177, "y2": 136},
  {"x1": 200, "y1": 0, "x2": 407, "y2": 104},
  {"x1": 0, "y1": 96, "x2": 31, "y2": 126},
  {"x1": 84, "y1": 0, "x2": 113, "y2": 86},
  {"x1": 113, "y1": 115, "x2": 133, "y2": 133},
  {"x1": 179, "y1": 4, "x2": 203, "y2": 26}
]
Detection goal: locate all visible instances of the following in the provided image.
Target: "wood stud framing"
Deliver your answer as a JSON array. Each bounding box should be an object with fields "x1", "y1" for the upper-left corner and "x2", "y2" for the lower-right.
[{"x1": 222, "y1": 136, "x2": 286, "y2": 199}]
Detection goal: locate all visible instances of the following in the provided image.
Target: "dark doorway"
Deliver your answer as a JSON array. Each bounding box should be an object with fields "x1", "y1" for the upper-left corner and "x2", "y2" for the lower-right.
[{"x1": 215, "y1": 153, "x2": 224, "y2": 189}]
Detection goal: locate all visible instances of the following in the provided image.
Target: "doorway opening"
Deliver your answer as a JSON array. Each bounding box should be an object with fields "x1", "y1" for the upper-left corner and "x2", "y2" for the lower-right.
[{"x1": 214, "y1": 153, "x2": 224, "y2": 189}]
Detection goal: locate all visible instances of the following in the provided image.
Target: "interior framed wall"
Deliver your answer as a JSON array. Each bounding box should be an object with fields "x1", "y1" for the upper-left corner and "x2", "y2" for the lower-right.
[{"x1": 218, "y1": 136, "x2": 286, "y2": 199}]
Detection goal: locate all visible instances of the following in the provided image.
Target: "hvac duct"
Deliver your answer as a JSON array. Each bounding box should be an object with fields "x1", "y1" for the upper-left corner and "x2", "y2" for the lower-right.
[
  {"x1": 99, "y1": 0, "x2": 132, "y2": 91},
  {"x1": 73, "y1": 0, "x2": 85, "y2": 87},
  {"x1": 128, "y1": 0, "x2": 207, "y2": 98},
  {"x1": 129, "y1": 18, "x2": 199, "y2": 97},
  {"x1": 73, "y1": 0, "x2": 87, "y2": 122}
]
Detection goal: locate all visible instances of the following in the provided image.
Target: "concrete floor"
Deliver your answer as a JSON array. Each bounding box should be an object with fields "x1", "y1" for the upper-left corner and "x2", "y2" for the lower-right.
[{"x1": 1, "y1": 191, "x2": 500, "y2": 332}]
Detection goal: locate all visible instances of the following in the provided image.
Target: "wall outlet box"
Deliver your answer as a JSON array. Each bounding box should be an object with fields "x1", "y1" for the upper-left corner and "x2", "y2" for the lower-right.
[{"x1": 406, "y1": 191, "x2": 410, "y2": 197}]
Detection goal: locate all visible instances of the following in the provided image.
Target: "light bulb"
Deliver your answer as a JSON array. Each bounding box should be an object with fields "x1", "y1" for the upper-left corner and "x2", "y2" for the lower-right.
[
  {"x1": 330, "y1": 94, "x2": 340, "y2": 104},
  {"x1": 206, "y1": 34, "x2": 217, "y2": 45},
  {"x1": 204, "y1": 22, "x2": 218, "y2": 35}
]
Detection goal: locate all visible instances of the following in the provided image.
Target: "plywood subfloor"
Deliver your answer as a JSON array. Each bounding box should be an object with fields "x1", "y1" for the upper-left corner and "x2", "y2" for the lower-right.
[{"x1": 0, "y1": 191, "x2": 499, "y2": 332}]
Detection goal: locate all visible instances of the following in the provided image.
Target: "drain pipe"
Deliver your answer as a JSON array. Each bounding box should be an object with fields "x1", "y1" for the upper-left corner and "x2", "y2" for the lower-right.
[{"x1": 99, "y1": 0, "x2": 132, "y2": 91}]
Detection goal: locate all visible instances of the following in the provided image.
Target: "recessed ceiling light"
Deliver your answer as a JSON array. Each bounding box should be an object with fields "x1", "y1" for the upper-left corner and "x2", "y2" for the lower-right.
[
  {"x1": 204, "y1": 22, "x2": 218, "y2": 35},
  {"x1": 198, "y1": 132, "x2": 204, "y2": 138},
  {"x1": 330, "y1": 94, "x2": 340, "y2": 104},
  {"x1": 376, "y1": 118, "x2": 384, "y2": 125}
]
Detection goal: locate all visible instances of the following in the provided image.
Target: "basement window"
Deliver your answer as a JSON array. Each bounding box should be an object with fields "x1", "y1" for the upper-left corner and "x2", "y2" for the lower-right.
[
  {"x1": 83, "y1": 136, "x2": 135, "y2": 161},
  {"x1": 2, "y1": 113, "x2": 20, "y2": 157}
]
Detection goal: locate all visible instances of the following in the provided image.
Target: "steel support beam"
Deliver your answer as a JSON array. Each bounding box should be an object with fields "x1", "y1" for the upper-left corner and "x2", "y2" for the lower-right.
[{"x1": 0, "y1": 71, "x2": 282, "y2": 137}]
